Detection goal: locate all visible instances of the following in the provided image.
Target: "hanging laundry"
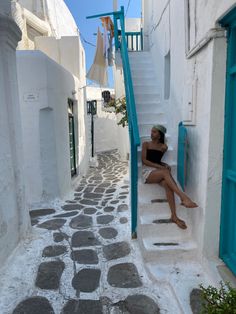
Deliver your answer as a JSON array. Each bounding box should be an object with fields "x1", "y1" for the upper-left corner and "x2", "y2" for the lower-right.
[
  {"x1": 100, "y1": 17, "x2": 114, "y2": 39},
  {"x1": 100, "y1": 16, "x2": 114, "y2": 66},
  {"x1": 86, "y1": 27, "x2": 108, "y2": 86}
]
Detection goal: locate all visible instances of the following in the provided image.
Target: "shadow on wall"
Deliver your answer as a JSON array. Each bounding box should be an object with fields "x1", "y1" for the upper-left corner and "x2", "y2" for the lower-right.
[
  {"x1": 39, "y1": 107, "x2": 59, "y2": 200},
  {"x1": 94, "y1": 116, "x2": 120, "y2": 153}
]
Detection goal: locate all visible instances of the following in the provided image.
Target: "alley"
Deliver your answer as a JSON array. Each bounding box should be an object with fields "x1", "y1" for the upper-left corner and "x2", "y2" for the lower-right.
[{"x1": 0, "y1": 150, "x2": 182, "y2": 314}]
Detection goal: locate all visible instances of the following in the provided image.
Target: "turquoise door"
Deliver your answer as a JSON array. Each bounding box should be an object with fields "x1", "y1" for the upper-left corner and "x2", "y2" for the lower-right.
[{"x1": 220, "y1": 10, "x2": 236, "y2": 275}]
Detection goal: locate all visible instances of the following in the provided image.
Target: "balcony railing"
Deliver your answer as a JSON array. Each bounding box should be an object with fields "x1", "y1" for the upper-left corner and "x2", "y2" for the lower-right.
[{"x1": 125, "y1": 30, "x2": 143, "y2": 51}]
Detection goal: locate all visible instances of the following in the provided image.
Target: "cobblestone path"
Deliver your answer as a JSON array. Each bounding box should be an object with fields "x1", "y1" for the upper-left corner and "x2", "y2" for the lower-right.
[{"x1": 0, "y1": 151, "x2": 167, "y2": 314}]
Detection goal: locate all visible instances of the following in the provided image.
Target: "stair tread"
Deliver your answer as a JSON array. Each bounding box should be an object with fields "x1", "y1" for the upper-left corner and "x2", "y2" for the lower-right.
[{"x1": 143, "y1": 238, "x2": 197, "y2": 251}]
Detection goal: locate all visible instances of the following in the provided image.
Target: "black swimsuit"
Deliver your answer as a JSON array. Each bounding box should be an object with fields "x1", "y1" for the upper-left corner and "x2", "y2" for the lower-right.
[{"x1": 146, "y1": 149, "x2": 164, "y2": 165}]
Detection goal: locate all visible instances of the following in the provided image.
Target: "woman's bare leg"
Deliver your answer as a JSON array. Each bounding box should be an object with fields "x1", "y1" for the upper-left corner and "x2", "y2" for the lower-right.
[
  {"x1": 147, "y1": 169, "x2": 197, "y2": 208},
  {"x1": 159, "y1": 180, "x2": 187, "y2": 229}
]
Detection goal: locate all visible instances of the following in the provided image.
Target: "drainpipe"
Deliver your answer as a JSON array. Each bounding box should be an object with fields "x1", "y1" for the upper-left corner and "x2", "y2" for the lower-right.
[{"x1": 184, "y1": 0, "x2": 226, "y2": 59}]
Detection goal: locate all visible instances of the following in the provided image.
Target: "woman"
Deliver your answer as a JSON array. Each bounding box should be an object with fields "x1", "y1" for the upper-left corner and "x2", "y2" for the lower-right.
[{"x1": 142, "y1": 125, "x2": 197, "y2": 229}]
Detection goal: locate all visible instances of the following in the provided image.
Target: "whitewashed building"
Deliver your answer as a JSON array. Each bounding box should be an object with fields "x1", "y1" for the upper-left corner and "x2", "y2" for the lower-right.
[
  {"x1": 13, "y1": 0, "x2": 90, "y2": 205},
  {"x1": 0, "y1": 0, "x2": 89, "y2": 266},
  {"x1": 109, "y1": 0, "x2": 236, "y2": 310},
  {"x1": 122, "y1": 0, "x2": 236, "y2": 308},
  {"x1": 0, "y1": 1, "x2": 30, "y2": 268}
]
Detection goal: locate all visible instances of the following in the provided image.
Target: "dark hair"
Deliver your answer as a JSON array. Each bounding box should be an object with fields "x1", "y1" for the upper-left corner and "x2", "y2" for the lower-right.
[{"x1": 159, "y1": 131, "x2": 165, "y2": 144}]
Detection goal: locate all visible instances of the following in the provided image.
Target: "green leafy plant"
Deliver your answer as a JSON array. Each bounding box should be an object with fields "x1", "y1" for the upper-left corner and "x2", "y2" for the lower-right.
[
  {"x1": 199, "y1": 281, "x2": 236, "y2": 313},
  {"x1": 106, "y1": 96, "x2": 128, "y2": 127}
]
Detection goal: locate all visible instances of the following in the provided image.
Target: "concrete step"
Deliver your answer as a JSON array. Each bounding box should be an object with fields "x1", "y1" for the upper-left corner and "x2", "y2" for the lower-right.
[
  {"x1": 134, "y1": 92, "x2": 160, "y2": 103},
  {"x1": 135, "y1": 101, "x2": 164, "y2": 115},
  {"x1": 138, "y1": 180, "x2": 166, "y2": 203},
  {"x1": 139, "y1": 220, "x2": 192, "y2": 241},
  {"x1": 135, "y1": 100, "x2": 161, "y2": 110},
  {"x1": 139, "y1": 199, "x2": 186, "y2": 216},
  {"x1": 128, "y1": 51, "x2": 151, "y2": 59},
  {"x1": 129, "y1": 61, "x2": 153, "y2": 70},
  {"x1": 133, "y1": 79, "x2": 157, "y2": 87},
  {"x1": 138, "y1": 179, "x2": 179, "y2": 203},
  {"x1": 140, "y1": 236, "x2": 198, "y2": 263},
  {"x1": 138, "y1": 204, "x2": 192, "y2": 240},
  {"x1": 133, "y1": 85, "x2": 160, "y2": 94},
  {"x1": 131, "y1": 70, "x2": 156, "y2": 80},
  {"x1": 145, "y1": 261, "x2": 214, "y2": 314},
  {"x1": 137, "y1": 112, "x2": 165, "y2": 124}
]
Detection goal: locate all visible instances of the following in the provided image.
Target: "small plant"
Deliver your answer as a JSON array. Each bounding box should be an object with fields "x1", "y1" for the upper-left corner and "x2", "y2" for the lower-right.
[
  {"x1": 199, "y1": 281, "x2": 236, "y2": 313},
  {"x1": 106, "y1": 96, "x2": 128, "y2": 127}
]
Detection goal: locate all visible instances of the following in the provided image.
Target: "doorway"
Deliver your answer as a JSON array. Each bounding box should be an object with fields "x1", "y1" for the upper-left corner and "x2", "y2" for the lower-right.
[
  {"x1": 220, "y1": 10, "x2": 236, "y2": 275},
  {"x1": 68, "y1": 99, "x2": 76, "y2": 177}
]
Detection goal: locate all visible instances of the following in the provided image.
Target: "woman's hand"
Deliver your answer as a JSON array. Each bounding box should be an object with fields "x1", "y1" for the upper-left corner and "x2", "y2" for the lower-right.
[{"x1": 162, "y1": 163, "x2": 171, "y2": 171}]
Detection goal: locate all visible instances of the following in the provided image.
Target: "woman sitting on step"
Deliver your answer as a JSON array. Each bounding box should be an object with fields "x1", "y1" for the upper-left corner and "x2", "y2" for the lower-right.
[{"x1": 142, "y1": 125, "x2": 198, "y2": 229}]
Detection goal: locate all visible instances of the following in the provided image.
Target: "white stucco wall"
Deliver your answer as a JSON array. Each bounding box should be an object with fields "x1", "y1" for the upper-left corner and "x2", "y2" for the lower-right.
[
  {"x1": 125, "y1": 18, "x2": 141, "y2": 32},
  {"x1": 142, "y1": 0, "x2": 232, "y2": 260},
  {"x1": 35, "y1": 36, "x2": 86, "y2": 83},
  {"x1": 113, "y1": 53, "x2": 130, "y2": 160},
  {"x1": 45, "y1": 0, "x2": 78, "y2": 37},
  {"x1": 0, "y1": 12, "x2": 30, "y2": 267},
  {"x1": 16, "y1": 50, "x2": 87, "y2": 204},
  {"x1": 86, "y1": 86, "x2": 129, "y2": 158},
  {"x1": 17, "y1": 0, "x2": 78, "y2": 37}
]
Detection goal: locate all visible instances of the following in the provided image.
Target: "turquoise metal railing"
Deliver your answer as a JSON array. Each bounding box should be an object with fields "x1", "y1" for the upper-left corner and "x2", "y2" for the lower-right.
[
  {"x1": 125, "y1": 30, "x2": 143, "y2": 51},
  {"x1": 177, "y1": 122, "x2": 187, "y2": 191},
  {"x1": 87, "y1": 6, "x2": 141, "y2": 237}
]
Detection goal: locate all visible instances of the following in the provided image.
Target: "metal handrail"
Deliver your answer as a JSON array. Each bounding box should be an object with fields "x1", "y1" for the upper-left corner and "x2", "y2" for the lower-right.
[
  {"x1": 114, "y1": 7, "x2": 140, "y2": 237},
  {"x1": 87, "y1": 7, "x2": 141, "y2": 237}
]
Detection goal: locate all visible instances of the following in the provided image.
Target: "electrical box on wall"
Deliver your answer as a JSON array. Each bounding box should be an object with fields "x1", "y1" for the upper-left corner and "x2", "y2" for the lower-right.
[{"x1": 183, "y1": 78, "x2": 197, "y2": 125}]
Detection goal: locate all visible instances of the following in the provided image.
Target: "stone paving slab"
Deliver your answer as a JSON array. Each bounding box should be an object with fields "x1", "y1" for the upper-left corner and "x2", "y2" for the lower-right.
[
  {"x1": 54, "y1": 211, "x2": 78, "y2": 218},
  {"x1": 72, "y1": 269, "x2": 101, "y2": 292},
  {"x1": 62, "y1": 299, "x2": 103, "y2": 314},
  {"x1": 42, "y1": 245, "x2": 67, "y2": 257},
  {"x1": 37, "y1": 219, "x2": 66, "y2": 230},
  {"x1": 71, "y1": 231, "x2": 101, "y2": 247},
  {"x1": 53, "y1": 232, "x2": 69, "y2": 243},
  {"x1": 103, "y1": 242, "x2": 131, "y2": 260},
  {"x1": 99, "y1": 227, "x2": 118, "y2": 239},
  {"x1": 29, "y1": 208, "x2": 56, "y2": 218},
  {"x1": 108, "y1": 263, "x2": 142, "y2": 288},
  {"x1": 97, "y1": 215, "x2": 114, "y2": 225},
  {"x1": 9, "y1": 150, "x2": 164, "y2": 314},
  {"x1": 62, "y1": 204, "x2": 84, "y2": 211},
  {"x1": 13, "y1": 297, "x2": 55, "y2": 314},
  {"x1": 35, "y1": 261, "x2": 65, "y2": 290},
  {"x1": 70, "y1": 249, "x2": 99, "y2": 264},
  {"x1": 69, "y1": 214, "x2": 93, "y2": 229},
  {"x1": 115, "y1": 294, "x2": 160, "y2": 314}
]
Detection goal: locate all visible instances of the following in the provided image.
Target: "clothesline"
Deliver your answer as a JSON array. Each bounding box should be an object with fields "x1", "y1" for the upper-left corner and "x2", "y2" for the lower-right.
[{"x1": 86, "y1": 16, "x2": 115, "y2": 86}]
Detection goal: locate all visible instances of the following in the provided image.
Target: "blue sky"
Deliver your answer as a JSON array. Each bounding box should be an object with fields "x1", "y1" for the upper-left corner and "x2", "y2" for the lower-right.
[{"x1": 64, "y1": 0, "x2": 141, "y2": 87}]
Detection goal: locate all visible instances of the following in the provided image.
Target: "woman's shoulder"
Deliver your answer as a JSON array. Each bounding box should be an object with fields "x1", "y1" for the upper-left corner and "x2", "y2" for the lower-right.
[
  {"x1": 142, "y1": 141, "x2": 151, "y2": 148},
  {"x1": 161, "y1": 143, "x2": 168, "y2": 152}
]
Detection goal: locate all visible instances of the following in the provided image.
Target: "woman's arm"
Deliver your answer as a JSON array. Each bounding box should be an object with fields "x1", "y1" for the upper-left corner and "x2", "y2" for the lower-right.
[
  {"x1": 160, "y1": 144, "x2": 171, "y2": 170},
  {"x1": 141, "y1": 142, "x2": 166, "y2": 169}
]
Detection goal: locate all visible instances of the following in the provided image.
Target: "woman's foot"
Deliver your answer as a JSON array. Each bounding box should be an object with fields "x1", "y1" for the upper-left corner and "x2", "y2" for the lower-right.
[
  {"x1": 180, "y1": 198, "x2": 198, "y2": 208},
  {"x1": 171, "y1": 216, "x2": 187, "y2": 229}
]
